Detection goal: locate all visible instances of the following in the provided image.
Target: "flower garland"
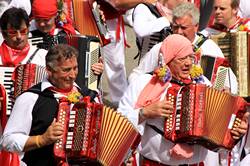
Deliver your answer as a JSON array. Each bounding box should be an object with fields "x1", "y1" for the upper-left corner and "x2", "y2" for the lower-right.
[
  {"x1": 67, "y1": 91, "x2": 83, "y2": 103},
  {"x1": 190, "y1": 64, "x2": 204, "y2": 83},
  {"x1": 56, "y1": 0, "x2": 68, "y2": 27},
  {"x1": 237, "y1": 18, "x2": 250, "y2": 31},
  {"x1": 154, "y1": 65, "x2": 172, "y2": 83}
]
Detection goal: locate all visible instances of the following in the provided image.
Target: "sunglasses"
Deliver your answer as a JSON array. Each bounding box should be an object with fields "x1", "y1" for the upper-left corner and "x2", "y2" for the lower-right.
[{"x1": 3, "y1": 28, "x2": 29, "y2": 36}]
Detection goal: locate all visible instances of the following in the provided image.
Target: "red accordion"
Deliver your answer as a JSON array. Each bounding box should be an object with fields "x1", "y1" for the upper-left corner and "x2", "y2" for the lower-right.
[
  {"x1": 12, "y1": 63, "x2": 47, "y2": 98},
  {"x1": 164, "y1": 84, "x2": 247, "y2": 151},
  {"x1": 54, "y1": 96, "x2": 138, "y2": 165}
]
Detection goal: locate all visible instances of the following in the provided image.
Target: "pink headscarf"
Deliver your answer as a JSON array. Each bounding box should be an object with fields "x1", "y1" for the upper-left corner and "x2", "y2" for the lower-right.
[{"x1": 135, "y1": 34, "x2": 193, "y2": 108}]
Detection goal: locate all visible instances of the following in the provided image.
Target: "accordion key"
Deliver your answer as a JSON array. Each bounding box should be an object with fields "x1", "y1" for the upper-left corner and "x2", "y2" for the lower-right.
[
  {"x1": 164, "y1": 84, "x2": 247, "y2": 151},
  {"x1": 0, "y1": 66, "x2": 15, "y2": 115}
]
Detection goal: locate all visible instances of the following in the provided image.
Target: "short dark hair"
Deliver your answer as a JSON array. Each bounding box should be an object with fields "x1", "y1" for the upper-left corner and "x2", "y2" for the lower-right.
[
  {"x1": 46, "y1": 44, "x2": 79, "y2": 69},
  {"x1": 231, "y1": 0, "x2": 240, "y2": 9},
  {"x1": 0, "y1": 7, "x2": 29, "y2": 35}
]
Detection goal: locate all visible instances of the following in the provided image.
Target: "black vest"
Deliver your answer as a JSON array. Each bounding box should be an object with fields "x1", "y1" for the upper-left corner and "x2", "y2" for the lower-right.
[{"x1": 22, "y1": 83, "x2": 97, "y2": 166}]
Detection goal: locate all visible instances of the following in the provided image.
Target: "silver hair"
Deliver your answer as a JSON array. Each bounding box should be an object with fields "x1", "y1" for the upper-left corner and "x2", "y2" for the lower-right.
[
  {"x1": 172, "y1": 2, "x2": 200, "y2": 25},
  {"x1": 46, "y1": 44, "x2": 78, "y2": 70}
]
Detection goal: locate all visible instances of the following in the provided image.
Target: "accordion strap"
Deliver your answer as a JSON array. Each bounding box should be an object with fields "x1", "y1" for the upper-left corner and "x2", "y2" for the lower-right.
[
  {"x1": 26, "y1": 48, "x2": 40, "y2": 64},
  {"x1": 147, "y1": 124, "x2": 164, "y2": 136}
]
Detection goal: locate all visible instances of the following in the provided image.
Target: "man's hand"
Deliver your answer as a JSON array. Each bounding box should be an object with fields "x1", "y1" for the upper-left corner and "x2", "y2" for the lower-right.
[
  {"x1": 40, "y1": 119, "x2": 64, "y2": 146},
  {"x1": 231, "y1": 112, "x2": 250, "y2": 140},
  {"x1": 142, "y1": 100, "x2": 173, "y2": 119},
  {"x1": 91, "y1": 57, "x2": 104, "y2": 75}
]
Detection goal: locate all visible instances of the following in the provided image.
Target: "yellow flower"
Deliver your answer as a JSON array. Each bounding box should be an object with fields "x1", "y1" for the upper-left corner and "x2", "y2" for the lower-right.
[
  {"x1": 67, "y1": 92, "x2": 82, "y2": 103},
  {"x1": 238, "y1": 25, "x2": 245, "y2": 31},
  {"x1": 60, "y1": 13, "x2": 66, "y2": 21},
  {"x1": 190, "y1": 64, "x2": 203, "y2": 78},
  {"x1": 158, "y1": 66, "x2": 167, "y2": 77}
]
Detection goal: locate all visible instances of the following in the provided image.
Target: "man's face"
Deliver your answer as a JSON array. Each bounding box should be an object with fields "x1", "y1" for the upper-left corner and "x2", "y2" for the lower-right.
[
  {"x1": 35, "y1": 16, "x2": 56, "y2": 33},
  {"x1": 172, "y1": 14, "x2": 198, "y2": 42},
  {"x1": 47, "y1": 56, "x2": 78, "y2": 90},
  {"x1": 213, "y1": 0, "x2": 237, "y2": 27},
  {"x1": 168, "y1": 54, "x2": 194, "y2": 80},
  {"x1": 3, "y1": 21, "x2": 29, "y2": 50}
]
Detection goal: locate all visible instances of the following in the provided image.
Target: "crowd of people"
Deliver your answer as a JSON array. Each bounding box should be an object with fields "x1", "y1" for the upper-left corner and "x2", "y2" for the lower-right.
[{"x1": 0, "y1": 0, "x2": 250, "y2": 166}]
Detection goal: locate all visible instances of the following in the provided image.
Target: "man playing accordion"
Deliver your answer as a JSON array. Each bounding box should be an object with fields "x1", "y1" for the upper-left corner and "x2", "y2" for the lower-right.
[
  {"x1": 118, "y1": 34, "x2": 249, "y2": 166},
  {"x1": 0, "y1": 44, "x2": 101, "y2": 166}
]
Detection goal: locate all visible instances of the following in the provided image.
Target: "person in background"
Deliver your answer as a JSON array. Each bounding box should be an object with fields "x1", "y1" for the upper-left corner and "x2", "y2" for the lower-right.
[
  {"x1": 0, "y1": 7, "x2": 47, "y2": 66},
  {"x1": 29, "y1": 0, "x2": 104, "y2": 76},
  {"x1": 202, "y1": 0, "x2": 250, "y2": 35}
]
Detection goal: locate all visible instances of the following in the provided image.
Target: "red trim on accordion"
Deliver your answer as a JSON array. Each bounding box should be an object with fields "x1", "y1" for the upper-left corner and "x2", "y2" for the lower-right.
[
  {"x1": 54, "y1": 96, "x2": 102, "y2": 161},
  {"x1": 164, "y1": 83, "x2": 247, "y2": 151}
]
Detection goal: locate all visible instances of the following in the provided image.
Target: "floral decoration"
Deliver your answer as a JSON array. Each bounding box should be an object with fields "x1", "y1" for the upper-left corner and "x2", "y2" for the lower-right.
[
  {"x1": 56, "y1": 0, "x2": 68, "y2": 27},
  {"x1": 190, "y1": 64, "x2": 204, "y2": 83},
  {"x1": 154, "y1": 65, "x2": 172, "y2": 83},
  {"x1": 67, "y1": 91, "x2": 82, "y2": 103}
]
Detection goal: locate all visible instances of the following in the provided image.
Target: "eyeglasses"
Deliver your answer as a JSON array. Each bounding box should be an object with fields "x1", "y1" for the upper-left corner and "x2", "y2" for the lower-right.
[
  {"x1": 3, "y1": 28, "x2": 29, "y2": 37},
  {"x1": 176, "y1": 54, "x2": 196, "y2": 63},
  {"x1": 172, "y1": 23, "x2": 194, "y2": 31}
]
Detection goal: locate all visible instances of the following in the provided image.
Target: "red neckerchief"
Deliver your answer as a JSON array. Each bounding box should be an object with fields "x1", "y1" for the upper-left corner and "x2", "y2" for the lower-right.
[
  {"x1": 0, "y1": 41, "x2": 30, "y2": 66},
  {"x1": 48, "y1": 86, "x2": 78, "y2": 96},
  {"x1": 181, "y1": 78, "x2": 193, "y2": 85},
  {"x1": 116, "y1": 15, "x2": 130, "y2": 48},
  {"x1": 228, "y1": 17, "x2": 242, "y2": 30},
  {"x1": 49, "y1": 26, "x2": 56, "y2": 36}
]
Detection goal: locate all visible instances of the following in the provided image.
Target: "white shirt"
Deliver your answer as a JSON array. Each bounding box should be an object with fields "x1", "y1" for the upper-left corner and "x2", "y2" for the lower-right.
[
  {"x1": 238, "y1": 0, "x2": 250, "y2": 18},
  {"x1": 118, "y1": 74, "x2": 208, "y2": 165},
  {"x1": 133, "y1": 3, "x2": 170, "y2": 38},
  {"x1": 133, "y1": 3, "x2": 170, "y2": 54}
]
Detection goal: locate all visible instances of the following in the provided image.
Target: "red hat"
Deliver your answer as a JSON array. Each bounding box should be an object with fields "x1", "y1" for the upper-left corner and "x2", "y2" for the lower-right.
[{"x1": 32, "y1": 0, "x2": 58, "y2": 19}]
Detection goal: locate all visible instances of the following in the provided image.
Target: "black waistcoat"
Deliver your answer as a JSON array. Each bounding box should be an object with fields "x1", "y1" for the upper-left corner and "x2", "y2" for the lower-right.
[{"x1": 22, "y1": 83, "x2": 58, "y2": 166}]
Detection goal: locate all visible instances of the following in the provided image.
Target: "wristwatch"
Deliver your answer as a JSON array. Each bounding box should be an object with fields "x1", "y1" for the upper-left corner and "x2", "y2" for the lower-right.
[{"x1": 139, "y1": 108, "x2": 146, "y2": 119}]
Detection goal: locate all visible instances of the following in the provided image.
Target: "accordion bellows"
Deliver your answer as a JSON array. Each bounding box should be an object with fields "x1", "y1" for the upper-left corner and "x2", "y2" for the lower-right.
[
  {"x1": 54, "y1": 97, "x2": 138, "y2": 166},
  {"x1": 164, "y1": 84, "x2": 247, "y2": 151}
]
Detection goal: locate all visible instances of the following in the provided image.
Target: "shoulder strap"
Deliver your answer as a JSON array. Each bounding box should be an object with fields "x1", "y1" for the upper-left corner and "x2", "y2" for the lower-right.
[
  {"x1": 143, "y1": 3, "x2": 161, "y2": 18},
  {"x1": 26, "y1": 83, "x2": 54, "y2": 98},
  {"x1": 79, "y1": 86, "x2": 98, "y2": 102},
  {"x1": 26, "y1": 48, "x2": 40, "y2": 64},
  {"x1": 132, "y1": 3, "x2": 161, "y2": 22},
  {"x1": 193, "y1": 32, "x2": 209, "y2": 52},
  {"x1": 147, "y1": 124, "x2": 165, "y2": 136}
]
